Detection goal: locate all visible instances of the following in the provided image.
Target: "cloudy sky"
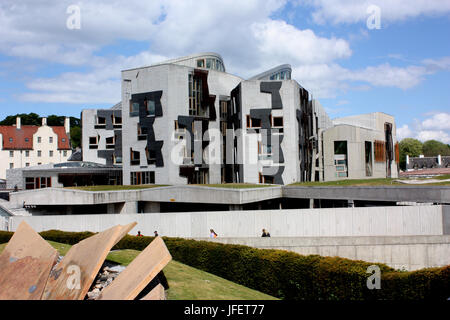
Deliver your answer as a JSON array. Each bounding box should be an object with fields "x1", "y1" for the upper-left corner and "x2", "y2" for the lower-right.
[{"x1": 0, "y1": 0, "x2": 449, "y2": 142}]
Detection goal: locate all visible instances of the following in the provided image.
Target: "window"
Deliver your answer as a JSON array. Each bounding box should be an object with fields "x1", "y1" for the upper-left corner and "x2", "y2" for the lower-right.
[
  {"x1": 145, "y1": 99, "x2": 155, "y2": 116},
  {"x1": 97, "y1": 116, "x2": 106, "y2": 125},
  {"x1": 63, "y1": 151, "x2": 67, "y2": 157},
  {"x1": 365, "y1": 141, "x2": 373, "y2": 177},
  {"x1": 189, "y1": 74, "x2": 202, "y2": 116},
  {"x1": 25, "y1": 138, "x2": 29, "y2": 143},
  {"x1": 37, "y1": 162, "x2": 42, "y2": 165},
  {"x1": 25, "y1": 177, "x2": 51, "y2": 190},
  {"x1": 272, "y1": 116, "x2": 283, "y2": 127},
  {"x1": 146, "y1": 147, "x2": 156, "y2": 165},
  {"x1": 49, "y1": 137, "x2": 53, "y2": 143},
  {"x1": 197, "y1": 59, "x2": 205, "y2": 68},
  {"x1": 114, "y1": 116, "x2": 122, "y2": 124},
  {"x1": 130, "y1": 102, "x2": 140, "y2": 116},
  {"x1": 106, "y1": 137, "x2": 114, "y2": 144},
  {"x1": 131, "y1": 171, "x2": 155, "y2": 185},
  {"x1": 130, "y1": 148, "x2": 140, "y2": 165},
  {"x1": 334, "y1": 141, "x2": 347, "y2": 155},
  {"x1": 220, "y1": 101, "x2": 228, "y2": 119},
  {"x1": 49, "y1": 151, "x2": 53, "y2": 157},
  {"x1": 258, "y1": 142, "x2": 273, "y2": 160},
  {"x1": 26, "y1": 163, "x2": 30, "y2": 167},
  {"x1": 25, "y1": 151, "x2": 30, "y2": 157},
  {"x1": 9, "y1": 151, "x2": 13, "y2": 157},
  {"x1": 9, "y1": 163, "x2": 14, "y2": 169},
  {"x1": 247, "y1": 115, "x2": 261, "y2": 128},
  {"x1": 9, "y1": 138, "x2": 13, "y2": 143},
  {"x1": 37, "y1": 150, "x2": 42, "y2": 157},
  {"x1": 37, "y1": 137, "x2": 41, "y2": 143},
  {"x1": 89, "y1": 137, "x2": 98, "y2": 149},
  {"x1": 334, "y1": 141, "x2": 348, "y2": 178},
  {"x1": 62, "y1": 138, "x2": 66, "y2": 143}
]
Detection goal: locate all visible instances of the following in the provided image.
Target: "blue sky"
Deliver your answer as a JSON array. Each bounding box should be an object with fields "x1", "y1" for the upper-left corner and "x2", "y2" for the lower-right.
[{"x1": 0, "y1": 0, "x2": 449, "y2": 142}]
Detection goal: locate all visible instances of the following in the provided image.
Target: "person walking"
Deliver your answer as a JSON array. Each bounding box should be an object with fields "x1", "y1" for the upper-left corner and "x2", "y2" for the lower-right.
[
  {"x1": 137, "y1": 231, "x2": 143, "y2": 237},
  {"x1": 154, "y1": 231, "x2": 159, "y2": 237},
  {"x1": 209, "y1": 229, "x2": 218, "y2": 238},
  {"x1": 261, "y1": 228, "x2": 271, "y2": 237}
]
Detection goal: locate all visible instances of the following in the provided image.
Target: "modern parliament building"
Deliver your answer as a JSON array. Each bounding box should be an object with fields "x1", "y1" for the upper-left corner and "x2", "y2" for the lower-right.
[{"x1": 82, "y1": 52, "x2": 399, "y2": 186}]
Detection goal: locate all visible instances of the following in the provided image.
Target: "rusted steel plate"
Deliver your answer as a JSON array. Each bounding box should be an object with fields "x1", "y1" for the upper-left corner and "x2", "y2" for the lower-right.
[
  {"x1": 0, "y1": 221, "x2": 58, "y2": 300},
  {"x1": 97, "y1": 237, "x2": 172, "y2": 300},
  {"x1": 41, "y1": 222, "x2": 136, "y2": 300}
]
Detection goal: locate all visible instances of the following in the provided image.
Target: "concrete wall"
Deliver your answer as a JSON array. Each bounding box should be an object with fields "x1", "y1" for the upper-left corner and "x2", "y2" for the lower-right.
[
  {"x1": 8, "y1": 205, "x2": 446, "y2": 237},
  {"x1": 203, "y1": 236, "x2": 450, "y2": 271},
  {"x1": 0, "y1": 216, "x2": 7, "y2": 231}
]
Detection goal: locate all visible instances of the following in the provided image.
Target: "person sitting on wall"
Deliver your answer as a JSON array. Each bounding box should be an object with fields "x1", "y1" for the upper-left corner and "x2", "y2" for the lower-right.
[
  {"x1": 137, "y1": 231, "x2": 143, "y2": 237},
  {"x1": 261, "y1": 229, "x2": 271, "y2": 237},
  {"x1": 210, "y1": 229, "x2": 218, "y2": 238}
]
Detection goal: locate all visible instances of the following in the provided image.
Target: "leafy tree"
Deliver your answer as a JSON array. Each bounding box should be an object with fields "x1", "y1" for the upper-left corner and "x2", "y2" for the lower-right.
[
  {"x1": 70, "y1": 126, "x2": 82, "y2": 149},
  {"x1": 422, "y1": 140, "x2": 450, "y2": 157},
  {"x1": 0, "y1": 113, "x2": 41, "y2": 126},
  {"x1": 399, "y1": 138, "x2": 423, "y2": 170}
]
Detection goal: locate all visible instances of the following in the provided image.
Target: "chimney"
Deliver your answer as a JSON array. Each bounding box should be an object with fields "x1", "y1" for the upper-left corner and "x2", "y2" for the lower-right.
[
  {"x1": 16, "y1": 117, "x2": 21, "y2": 130},
  {"x1": 42, "y1": 117, "x2": 47, "y2": 126},
  {"x1": 64, "y1": 117, "x2": 70, "y2": 134}
]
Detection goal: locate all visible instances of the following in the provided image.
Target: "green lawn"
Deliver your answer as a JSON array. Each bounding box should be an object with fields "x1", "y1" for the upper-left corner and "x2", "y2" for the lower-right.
[
  {"x1": 194, "y1": 183, "x2": 277, "y2": 189},
  {"x1": 0, "y1": 241, "x2": 277, "y2": 300},
  {"x1": 289, "y1": 177, "x2": 450, "y2": 187}
]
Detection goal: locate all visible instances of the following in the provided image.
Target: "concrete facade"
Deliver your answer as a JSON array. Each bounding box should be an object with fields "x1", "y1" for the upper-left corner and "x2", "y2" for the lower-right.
[
  {"x1": 80, "y1": 52, "x2": 399, "y2": 186},
  {"x1": 5, "y1": 206, "x2": 449, "y2": 271},
  {"x1": 322, "y1": 112, "x2": 398, "y2": 181},
  {"x1": 6, "y1": 205, "x2": 447, "y2": 237},
  {"x1": 205, "y1": 236, "x2": 450, "y2": 271}
]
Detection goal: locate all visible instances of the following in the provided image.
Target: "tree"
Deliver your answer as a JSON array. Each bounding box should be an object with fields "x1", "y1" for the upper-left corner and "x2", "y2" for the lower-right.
[
  {"x1": 70, "y1": 126, "x2": 82, "y2": 149},
  {"x1": 399, "y1": 138, "x2": 423, "y2": 170},
  {"x1": 422, "y1": 140, "x2": 450, "y2": 157}
]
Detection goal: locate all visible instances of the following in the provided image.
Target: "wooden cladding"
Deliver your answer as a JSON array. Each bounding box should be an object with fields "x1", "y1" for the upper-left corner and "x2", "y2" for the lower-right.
[
  {"x1": 395, "y1": 142, "x2": 400, "y2": 163},
  {"x1": 374, "y1": 140, "x2": 385, "y2": 162}
]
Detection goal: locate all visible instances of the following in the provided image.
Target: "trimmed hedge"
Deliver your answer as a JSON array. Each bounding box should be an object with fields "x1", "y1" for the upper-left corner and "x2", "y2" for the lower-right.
[{"x1": 1, "y1": 230, "x2": 449, "y2": 300}]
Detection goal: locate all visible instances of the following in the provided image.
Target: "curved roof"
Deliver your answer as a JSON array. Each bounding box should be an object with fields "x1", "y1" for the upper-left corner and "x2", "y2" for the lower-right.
[{"x1": 249, "y1": 64, "x2": 292, "y2": 80}]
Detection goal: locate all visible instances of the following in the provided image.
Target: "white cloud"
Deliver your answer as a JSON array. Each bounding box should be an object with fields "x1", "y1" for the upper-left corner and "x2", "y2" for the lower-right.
[
  {"x1": 397, "y1": 112, "x2": 450, "y2": 144},
  {"x1": 1, "y1": 0, "x2": 449, "y2": 104},
  {"x1": 300, "y1": 0, "x2": 450, "y2": 25}
]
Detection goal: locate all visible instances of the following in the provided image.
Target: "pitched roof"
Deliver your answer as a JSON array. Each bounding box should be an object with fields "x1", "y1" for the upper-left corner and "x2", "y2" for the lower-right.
[
  {"x1": 0, "y1": 125, "x2": 71, "y2": 150},
  {"x1": 50, "y1": 126, "x2": 71, "y2": 150},
  {"x1": 0, "y1": 125, "x2": 38, "y2": 150}
]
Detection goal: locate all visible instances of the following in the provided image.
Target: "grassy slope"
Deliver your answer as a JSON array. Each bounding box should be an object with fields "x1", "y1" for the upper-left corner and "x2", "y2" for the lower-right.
[{"x1": 0, "y1": 242, "x2": 277, "y2": 300}]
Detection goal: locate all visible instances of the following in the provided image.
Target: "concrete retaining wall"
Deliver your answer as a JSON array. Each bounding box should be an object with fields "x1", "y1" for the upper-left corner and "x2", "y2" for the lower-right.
[
  {"x1": 199, "y1": 236, "x2": 450, "y2": 271},
  {"x1": 0, "y1": 216, "x2": 7, "y2": 231},
  {"x1": 8, "y1": 205, "x2": 447, "y2": 237}
]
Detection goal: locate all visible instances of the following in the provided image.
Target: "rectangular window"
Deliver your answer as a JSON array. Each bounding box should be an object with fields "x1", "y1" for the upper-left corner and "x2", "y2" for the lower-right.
[
  {"x1": 89, "y1": 137, "x2": 98, "y2": 149},
  {"x1": 37, "y1": 150, "x2": 42, "y2": 157},
  {"x1": 106, "y1": 136, "x2": 115, "y2": 149},
  {"x1": 25, "y1": 151, "x2": 30, "y2": 157},
  {"x1": 9, "y1": 151, "x2": 13, "y2": 157},
  {"x1": 189, "y1": 74, "x2": 202, "y2": 116},
  {"x1": 49, "y1": 137, "x2": 53, "y2": 143},
  {"x1": 49, "y1": 151, "x2": 53, "y2": 157},
  {"x1": 334, "y1": 141, "x2": 347, "y2": 155},
  {"x1": 334, "y1": 141, "x2": 348, "y2": 178},
  {"x1": 9, "y1": 163, "x2": 14, "y2": 169},
  {"x1": 97, "y1": 116, "x2": 106, "y2": 124},
  {"x1": 146, "y1": 100, "x2": 155, "y2": 116},
  {"x1": 130, "y1": 148, "x2": 140, "y2": 166},
  {"x1": 130, "y1": 102, "x2": 140, "y2": 116},
  {"x1": 114, "y1": 116, "x2": 122, "y2": 124},
  {"x1": 26, "y1": 163, "x2": 30, "y2": 167},
  {"x1": 220, "y1": 101, "x2": 228, "y2": 119},
  {"x1": 37, "y1": 137, "x2": 41, "y2": 143},
  {"x1": 197, "y1": 59, "x2": 205, "y2": 68},
  {"x1": 130, "y1": 171, "x2": 155, "y2": 185},
  {"x1": 63, "y1": 150, "x2": 67, "y2": 157},
  {"x1": 273, "y1": 116, "x2": 283, "y2": 127},
  {"x1": 365, "y1": 141, "x2": 373, "y2": 177}
]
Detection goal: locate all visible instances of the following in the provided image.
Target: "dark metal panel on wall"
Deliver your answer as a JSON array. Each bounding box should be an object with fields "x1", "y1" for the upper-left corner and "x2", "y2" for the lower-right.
[
  {"x1": 260, "y1": 82, "x2": 283, "y2": 109},
  {"x1": 131, "y1": 91, "x2": 164, "y2": 167}
]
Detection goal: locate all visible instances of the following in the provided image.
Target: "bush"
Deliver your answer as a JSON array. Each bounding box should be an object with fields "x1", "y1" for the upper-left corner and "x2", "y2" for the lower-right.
[
  {"x1": 0, "y1": 231, "x2": 13, "y2": 244},
  {"x1": 1, "y1": 229, "x2": 449, "y2": 300}
]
